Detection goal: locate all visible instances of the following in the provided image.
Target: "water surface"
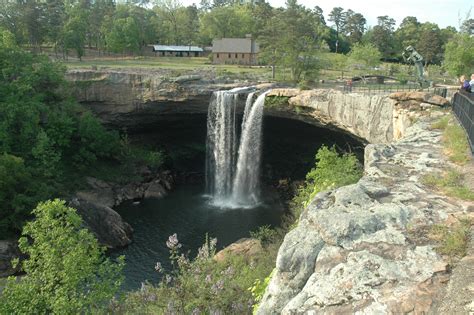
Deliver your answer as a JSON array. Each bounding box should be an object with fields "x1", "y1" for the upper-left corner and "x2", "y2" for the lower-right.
[{"x1": 114, "y1": 184, "x2": 284, "y2": 291}]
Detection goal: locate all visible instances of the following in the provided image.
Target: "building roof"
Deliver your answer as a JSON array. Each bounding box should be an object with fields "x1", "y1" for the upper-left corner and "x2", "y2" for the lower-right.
[
  {"x1": 152, "y1": 45, "x2": 203, "y2": 52},
  {"x1": 212, "y1": 38, "x2": 259, "y2": 54}
]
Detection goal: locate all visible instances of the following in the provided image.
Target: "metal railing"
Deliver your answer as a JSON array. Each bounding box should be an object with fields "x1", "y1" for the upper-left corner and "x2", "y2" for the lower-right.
[
  {"x1": 452, "y1": 92, "x2": 474, "y2": 154},
  {"x1": 342, "y1": 84, "x2": 419, "y2": 95}
]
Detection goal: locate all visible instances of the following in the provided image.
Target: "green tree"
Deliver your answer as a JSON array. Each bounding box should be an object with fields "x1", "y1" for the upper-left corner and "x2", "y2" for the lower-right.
[
  {"x1": 395, "y1": 16, "x2": 420, "y2": 51},
  {"x1": 0, "y1": 154, "x2": 33, "y2": 237},
  {"x1": 443, "y1": 33, "x2": 474, "y2": 76},
  {"x1": 417, "y1": 22, "x2": 442, "y2": 65},
  {"x1": 260, "y1": 0, "x2": 324, "y2": 82},
  {"x1": 64, "y1": 14, "x2": 88, "y2": 60},
  {"x1": 0, "y1": 199, "x2": 124, "y2": 314},
  {"x1": 348, "y1": 42, "x2": 382, "y2": 70},
  {"x1": 343, "y1": 10, "x2": 366, "y2": 46},
  {"x1": 199, "y1": 4, "x2": 254, "y2": 43},
  {"x1": 460, "y1": 18, "x2": 474, "y2": 35},
  {"x1": 366, "y1": 15, "x2": 396, "y2": 59},
  {"x1": 328, "y1": 7, "x2": 346, "y2": 53}
]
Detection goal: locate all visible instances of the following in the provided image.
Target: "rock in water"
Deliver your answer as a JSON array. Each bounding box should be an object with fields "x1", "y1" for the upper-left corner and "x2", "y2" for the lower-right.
[{"x1": 70, "y1": 198, "x2": 133, "y2": 249}]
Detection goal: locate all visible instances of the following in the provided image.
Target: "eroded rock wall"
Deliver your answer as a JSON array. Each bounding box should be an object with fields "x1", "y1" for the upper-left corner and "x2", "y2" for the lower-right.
[
  {"x1": 66, "y1": 69, "x2": 247, "y2": 128},
  {"x1": 257, "y1": 112, "x2": 464, "y2": 314}
]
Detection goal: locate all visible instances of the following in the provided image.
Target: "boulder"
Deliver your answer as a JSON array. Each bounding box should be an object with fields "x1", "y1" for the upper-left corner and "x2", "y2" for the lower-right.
[
  {"x1": 214, "y1": 238, "x2": 263, "y2": 262},
  {"x1": 0, "y1": 240, "x2": 21, "y2": 277},
  {"x1": 70, "y1": 198, "x2": 133, "y2": 249},
  {"x1": 144, "y1": 180, "x2": 167, "y2": 199},
  {"x1": 389, "y1": 91, "x2": 450, "y2": 107}
]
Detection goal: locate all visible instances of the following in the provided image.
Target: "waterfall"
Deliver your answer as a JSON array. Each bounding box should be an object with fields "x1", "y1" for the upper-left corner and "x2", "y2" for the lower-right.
[
  {"x1": 205, "y1": 88, "x2": 267, "y2": 208},
  {"x1": 231, "y1": 92, "x2": 267, "y2": 206}
]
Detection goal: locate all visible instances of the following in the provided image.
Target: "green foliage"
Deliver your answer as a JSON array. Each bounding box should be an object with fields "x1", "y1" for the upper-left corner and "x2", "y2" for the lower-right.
[
  {"x1": 249, "y1": 269, "x2": 274, "y2": 314},
  {"x1": 0, "y1": 39, "x2": 122, "y2": 235},
  {"x1": 120, "y1": 233, "x2": 277, "y2": 314},
  {"x1": 250, "y1": 225, "x2": 278, "y2": 246},
  {"x1": 0, "y1": 155, "x2": 35, "y2": 237},
  {"x1": 422, "y1": 170, "x2": 474, "y2": 201},
  {"x1": 291, "y1": 145, "x2": 362, "y2": 220},
  {"x1": 75, "y1": 112, "x2": 120, "y2": 167},
  {"x1": 0, "y1": 199, "x2": 124, "y2": 314},
  {"x1": 264, "y1": 96, "x2": 290, "y2": 108},
  {"x1": 443, "y1": 33, "x2": 474, "y2": 77},
  {"x1": 348, "y1": 43, "x2": 382, "y2": 70}
]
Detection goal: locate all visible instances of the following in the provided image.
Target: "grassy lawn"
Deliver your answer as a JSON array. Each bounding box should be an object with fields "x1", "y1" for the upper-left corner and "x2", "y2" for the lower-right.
[{"x1": 64, "y1": 56, "x2": 272, "y2": 77}]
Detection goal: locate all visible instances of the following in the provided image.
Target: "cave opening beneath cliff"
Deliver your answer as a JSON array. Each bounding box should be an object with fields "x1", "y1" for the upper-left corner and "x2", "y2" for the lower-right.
[{"x1": 113, "y1": 113, "x2": 365, "y2": 290}]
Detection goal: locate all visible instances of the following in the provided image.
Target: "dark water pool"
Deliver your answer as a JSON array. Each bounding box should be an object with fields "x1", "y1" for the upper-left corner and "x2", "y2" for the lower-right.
[{"x1": 112, "y1": 184, "x2": 285, "y2": 291}]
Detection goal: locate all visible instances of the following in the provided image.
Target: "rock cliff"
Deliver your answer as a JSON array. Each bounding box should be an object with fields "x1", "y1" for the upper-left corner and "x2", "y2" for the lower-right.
[
  {"x1": 257, "y1": 108, "x2": 468, "y2": 313},
  {"x1": 66, "y1": 69, "x2": 249, "y2": 128},
  {"x1": 266, "y1": 89, "x2": 449, "y2": 144}
]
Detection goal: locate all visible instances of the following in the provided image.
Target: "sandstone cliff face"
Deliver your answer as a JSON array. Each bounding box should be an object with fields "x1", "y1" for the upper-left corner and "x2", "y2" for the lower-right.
[
  {"x1": 257, "y1": 112, "x2": 465, "y2": 314},
  {"x1": 66, "y1": 69, "x2": 248, "y2": 128}
]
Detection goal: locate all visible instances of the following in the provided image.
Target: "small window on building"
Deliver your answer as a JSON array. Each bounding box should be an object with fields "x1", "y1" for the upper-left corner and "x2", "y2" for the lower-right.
[
  {"x1": 242, "y1": 54, "x2": 244, "y2": 58},
  {"x1": 217, "y1": 53, "x2": 219, "y2": 58},
  {"x1": 235, "y1": 53, "x2": 238, "y2": 58},
  {"x1": 228, "y1": 53, "x2": 231, "y2": 58}
]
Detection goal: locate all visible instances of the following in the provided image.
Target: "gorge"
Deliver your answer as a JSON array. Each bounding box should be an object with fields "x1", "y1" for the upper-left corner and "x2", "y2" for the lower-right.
[{"x1": 63, "y1": 69, "x2": 468, "y2": 313}]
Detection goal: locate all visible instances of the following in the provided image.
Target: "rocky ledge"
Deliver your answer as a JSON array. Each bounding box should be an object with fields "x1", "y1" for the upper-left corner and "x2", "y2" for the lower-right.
[
  {"x1": 66, "y1": 69, "x2": 255, "y2": 129},
  {"x1": 258, "y1": 104, "x2": 471, "y2": 313},
  {"x1": 266, "y1": 89, "x2": 449, "y2": 144},
  {"x1": 71, "y1": 171, "x2": 174, "y2": 249}
]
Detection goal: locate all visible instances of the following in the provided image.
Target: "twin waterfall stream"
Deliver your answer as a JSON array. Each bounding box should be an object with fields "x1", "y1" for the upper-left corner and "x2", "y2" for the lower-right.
[{"x1": 205, "y1": 88, "x2": 268, "y2": 208}]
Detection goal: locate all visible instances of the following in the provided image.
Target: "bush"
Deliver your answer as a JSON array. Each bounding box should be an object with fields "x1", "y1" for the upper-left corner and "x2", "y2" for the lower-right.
[
  {"x1": 264, "y1": 96, "x2": 290, "y2": 108},
  {"x1": 121, "y1": 233, "x2": 277, "y2": 314},
  {"x1": 0, "y1": 200, "x2": 124, "y2": 314},
  {"x1": 290, "y1": 145, "x2": 362, "y2": 220}
]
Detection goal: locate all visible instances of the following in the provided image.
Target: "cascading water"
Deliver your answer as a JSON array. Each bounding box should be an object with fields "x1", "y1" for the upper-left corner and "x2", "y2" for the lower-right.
[
  {"x1": 231, "y1": 92, "x2": 268, "y2": 206},
  {"x1": 205, "y1": 88, "x2": 268, "y2": 208}
]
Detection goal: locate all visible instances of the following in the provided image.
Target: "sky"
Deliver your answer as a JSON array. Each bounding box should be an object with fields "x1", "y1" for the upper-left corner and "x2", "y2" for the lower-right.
[{"x1": 180, "y1": 0, "x2": 471, "y2": 29}]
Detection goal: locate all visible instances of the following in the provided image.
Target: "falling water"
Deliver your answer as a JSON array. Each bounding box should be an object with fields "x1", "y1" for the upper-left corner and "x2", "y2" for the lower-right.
[
  {"x1": 205, "y1": 88, "x2": 267, "y2": 208},
  {"x1": 231, "y1": 92, "x2": 268, "y2": 206},
  {"x1": 205, "y1": 90, "x2": 240, "y2": 202}
]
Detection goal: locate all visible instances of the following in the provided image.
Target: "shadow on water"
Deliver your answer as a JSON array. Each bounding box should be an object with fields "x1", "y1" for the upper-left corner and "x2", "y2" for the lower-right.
[{"x1": 112, "y1": 184, "x2": 284, "y2": 291}]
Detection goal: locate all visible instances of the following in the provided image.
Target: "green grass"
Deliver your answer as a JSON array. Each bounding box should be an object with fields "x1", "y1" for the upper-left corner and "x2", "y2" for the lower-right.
[
  {"x1": 64, "y1": 56, "x2": 271, "y2": 77},
  {"x1": 429, "y1": 218, "x2": 471, "y2": 259},
  {"x1": 429, "y1": 115, "x2": 471, "y2": 165},
  {"x1": 430, "y1": 116, "x2": 450, "y2": 130},
  {"x1": 443, "y1": 123, "x2": 471, "y2": 165},
  {"x1": 422, "y1": 169, "x2": 474, "y2": 201}
]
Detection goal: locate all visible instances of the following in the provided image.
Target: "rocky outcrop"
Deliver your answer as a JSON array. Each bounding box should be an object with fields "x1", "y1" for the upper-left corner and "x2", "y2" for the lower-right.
[
  {"x1": 266, "y1": 89, "x2": 446, "y2": 144},
  {"x1": 214, "y1": 238, "x2": 263, "y2": 262},
  {"x1": 70, "y1": 198, "x2": 133, "y2": 249},
  {"x1": 66, "y1": 69, "x2": 252, "y2": 129},
  {"x1": 73, "y1": 171, "x2": 174, "y2": 248},
  {"x1": 0, "y1": 240, "x2": 22, "y2": 277},
  {"x1": 258, "y1": 110, "x2": 465, "y2": 314}
]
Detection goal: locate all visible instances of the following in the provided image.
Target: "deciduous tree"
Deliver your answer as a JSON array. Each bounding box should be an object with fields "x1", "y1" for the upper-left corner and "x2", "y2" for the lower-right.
[{"x1": 0, "y1": 199, "x2": 124, "y2": 314}]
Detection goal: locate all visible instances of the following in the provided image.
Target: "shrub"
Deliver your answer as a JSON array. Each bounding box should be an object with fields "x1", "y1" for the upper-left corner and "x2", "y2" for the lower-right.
[
  {"x1": 290, "y1": 145, "x2": 362, "y2": 220},
  {"x1": 121, "y1": 233, "x2": 277, "y2": 314},
  {"x1": 0, "y1": 200, "x2": 124, "y2": 314},
  {"x1": 264, "y1": 96, "x2": 290, "y2": 108}
]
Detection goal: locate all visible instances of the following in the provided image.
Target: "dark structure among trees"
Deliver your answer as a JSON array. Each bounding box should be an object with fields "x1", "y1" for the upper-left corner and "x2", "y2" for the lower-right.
[
  {"x1": 152, "y1": 45, "x2": 204, "y2": 57},
  {"x1": 212, "y1": 36, "x2": 259, "y2": 65}
]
